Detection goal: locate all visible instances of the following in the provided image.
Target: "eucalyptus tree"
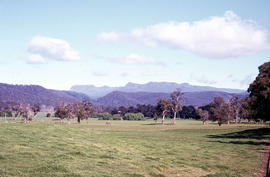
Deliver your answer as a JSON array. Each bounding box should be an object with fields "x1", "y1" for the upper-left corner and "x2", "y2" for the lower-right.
[
  {"x1": 170, "y1": 89, "x2": 183, "y2": 124},
  {"x1": 157, "y1": 98, "x2": 172, "y2": 125}
]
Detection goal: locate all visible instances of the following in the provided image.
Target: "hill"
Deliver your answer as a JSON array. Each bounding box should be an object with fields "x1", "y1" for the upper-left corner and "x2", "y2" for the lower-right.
[
  {"x1": 96, "y1": 91, "x2": 247, "y2": 107},
  {"x1": 71, "y1": 82, "x2": 245, "y2": 99},
  {"x1": 0, "y1": 83, "x2": 90, "y2": 106}
]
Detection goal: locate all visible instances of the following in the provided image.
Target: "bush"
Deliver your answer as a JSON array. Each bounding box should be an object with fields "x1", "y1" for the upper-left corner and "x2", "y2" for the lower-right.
[
  {"x1": 123, "y1": 113, "x2": 145, "y2": 121},
  {"x1": 97, "y1": 112, "x2": 113, "y2": 120},
  {"x1": 46, "y1": 113, "x2": 51, "y2": 117},
  {"x1": 112, "y1": 114, "x2": 122, "y2": 120}
]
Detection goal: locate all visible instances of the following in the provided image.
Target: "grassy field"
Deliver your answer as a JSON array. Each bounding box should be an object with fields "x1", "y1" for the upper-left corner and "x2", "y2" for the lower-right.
[{"x1": 0, "y1": 116, "x2": 269, "y2": 177}]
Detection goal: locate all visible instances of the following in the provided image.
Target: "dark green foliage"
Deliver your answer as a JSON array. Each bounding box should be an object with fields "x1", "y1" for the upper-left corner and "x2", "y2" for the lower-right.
[
  {"x1": 123, "y1": 113, "x2": 145, "y2": 121},
  {"x1": 247, "y1": 61, "x2": 270, "y2": 122},
  {"x1": 180, "y1": 105, "x2": 198, "y2": 119}
]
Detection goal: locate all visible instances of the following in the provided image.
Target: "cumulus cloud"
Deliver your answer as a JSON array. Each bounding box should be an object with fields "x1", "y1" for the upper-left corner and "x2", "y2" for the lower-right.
[
  {"x1": 27, "y1": 54, "x2": 46, "y2": 64},
  {"x1": 27, "y1": 36, "x2": 80, "y2": 63},
  {"x1": 97, "y1": 11, "x2": 270, "y2": 58},
  {"x1": 110, "y1": 53, "x2": 158, "y2": 64}
]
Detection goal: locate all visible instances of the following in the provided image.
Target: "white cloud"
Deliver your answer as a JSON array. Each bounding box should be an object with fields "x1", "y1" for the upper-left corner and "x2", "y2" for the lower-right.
[
  {"x1": 27, "y1": 36, "x2": 80, "y2": 62},
  {"x1": 97, "y1": 11, "x2": 270, "y2": 58},
  {"x1": 111, "y1": 53, "x2": 158, "y2": 64},
  {"x1": 27, "y1": 54, "x2": 46, "y2": 64},
  {"x1": 96, "y1": 32, "x2": 120, "y2": 42}
]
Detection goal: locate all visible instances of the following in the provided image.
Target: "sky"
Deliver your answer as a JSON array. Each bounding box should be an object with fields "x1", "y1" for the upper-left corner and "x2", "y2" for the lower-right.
[{"x1": 0, "y1": 0, "x2": 270, "y2": 90}]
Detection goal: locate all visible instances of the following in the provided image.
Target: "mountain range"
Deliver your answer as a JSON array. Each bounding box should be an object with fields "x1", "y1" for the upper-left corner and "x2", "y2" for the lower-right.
[
  {"x1": 71, "y1": 82, "x2": 245, "y2": 99},
  {"x1": 0, "y1": 82, "x2": 247, "y2": 107},
  {"x1": 95, "y1": 91, "x2": 247, "y2": 107}
]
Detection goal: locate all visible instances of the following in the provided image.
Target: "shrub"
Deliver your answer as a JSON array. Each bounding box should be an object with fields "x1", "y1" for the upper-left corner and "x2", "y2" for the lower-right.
[
  {"x1": 98, "y1": 112, "x2": 113, "y2": 120},
  {"x1": 112, "y1": 114, "x2": 122, "y2": 120},
  {"x1": 46, "y1": 113, "x2": 51, "y2": 117},
  {"x1": 123, "y1": 113, "x2": 145, "y2": 121}
]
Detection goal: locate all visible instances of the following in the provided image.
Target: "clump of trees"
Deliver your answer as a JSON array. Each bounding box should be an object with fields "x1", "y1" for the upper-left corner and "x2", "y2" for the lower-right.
[
  {"x1": 199, "y1": 96, "x2": 244, "y2": 126},
  {"x1": 0, "y1": 102, "x2": 41, "y2": 123},
  {"x1": 196, "y1": 61, "x2": 270, "y2": 125},
  {"x1": 156, "y1": 89, "x2": 183, "y2": 125},
  {"x1": 54, "y1": 100, "x2": 94, "y2": 124}
]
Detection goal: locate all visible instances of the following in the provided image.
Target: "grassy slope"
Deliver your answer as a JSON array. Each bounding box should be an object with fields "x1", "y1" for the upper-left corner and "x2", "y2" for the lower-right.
[{"x1": 0, "y1": 117, "x2": 269, "y2": 177}]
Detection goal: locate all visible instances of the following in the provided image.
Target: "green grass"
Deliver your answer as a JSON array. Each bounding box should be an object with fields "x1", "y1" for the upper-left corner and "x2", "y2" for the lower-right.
[{"x1": 0, "y1": 116, "x2": 269, "y2": 177}]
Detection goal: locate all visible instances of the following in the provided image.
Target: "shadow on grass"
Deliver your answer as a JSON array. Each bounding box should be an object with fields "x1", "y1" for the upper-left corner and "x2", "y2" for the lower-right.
[
  {"x1": 208, "y1": 140, "x2": 270, "y2": 146},
  {"x1": 207, "y1": 128, "x2": 270, "y2": 146},
  {"x1": 207, "y1": 128, "x2": 270, "y2": 140}
]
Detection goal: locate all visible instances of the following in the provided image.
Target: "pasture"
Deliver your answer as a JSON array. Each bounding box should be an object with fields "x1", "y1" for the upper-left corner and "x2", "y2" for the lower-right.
[{"x1": 0, "y1": 116, "x2": 269, "y2": 177}]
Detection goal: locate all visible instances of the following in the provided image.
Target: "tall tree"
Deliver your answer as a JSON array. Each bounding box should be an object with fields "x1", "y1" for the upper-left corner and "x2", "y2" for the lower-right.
[
  {"x1": 156, "y1": 98, "x2": 172, "y2": 125},
  {"x1": 170, "y1": 89, "x2": 183, "y2": 124},
  {"x1": 247, "y1": 61, "x2": 270, "y2": 122}
]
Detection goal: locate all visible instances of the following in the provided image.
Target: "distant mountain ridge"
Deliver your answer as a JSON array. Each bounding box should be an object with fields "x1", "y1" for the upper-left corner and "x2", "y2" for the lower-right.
[
  {"x1": 0, "y1": 82, "x2": 248, "y2": 108},
  {"x1": 0, "y1": 83, "x2": 90, "y2": 106},
  {"x1": 95, "y1": 91, "x2": 247, "y2": 107},
  {"x1": 71, "y1": 82, "x2": 245, "y2": 98}
]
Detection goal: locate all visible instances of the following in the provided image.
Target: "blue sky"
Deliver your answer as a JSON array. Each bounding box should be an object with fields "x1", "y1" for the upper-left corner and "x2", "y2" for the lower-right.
[{"x1": 0, "y1": 0, "x2": 270, "y2": 90}]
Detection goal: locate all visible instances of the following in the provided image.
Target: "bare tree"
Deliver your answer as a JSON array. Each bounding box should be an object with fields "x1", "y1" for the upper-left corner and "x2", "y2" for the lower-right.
[{"x1": 170, "y1": 89, "x2": 183, "y2": 124}]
